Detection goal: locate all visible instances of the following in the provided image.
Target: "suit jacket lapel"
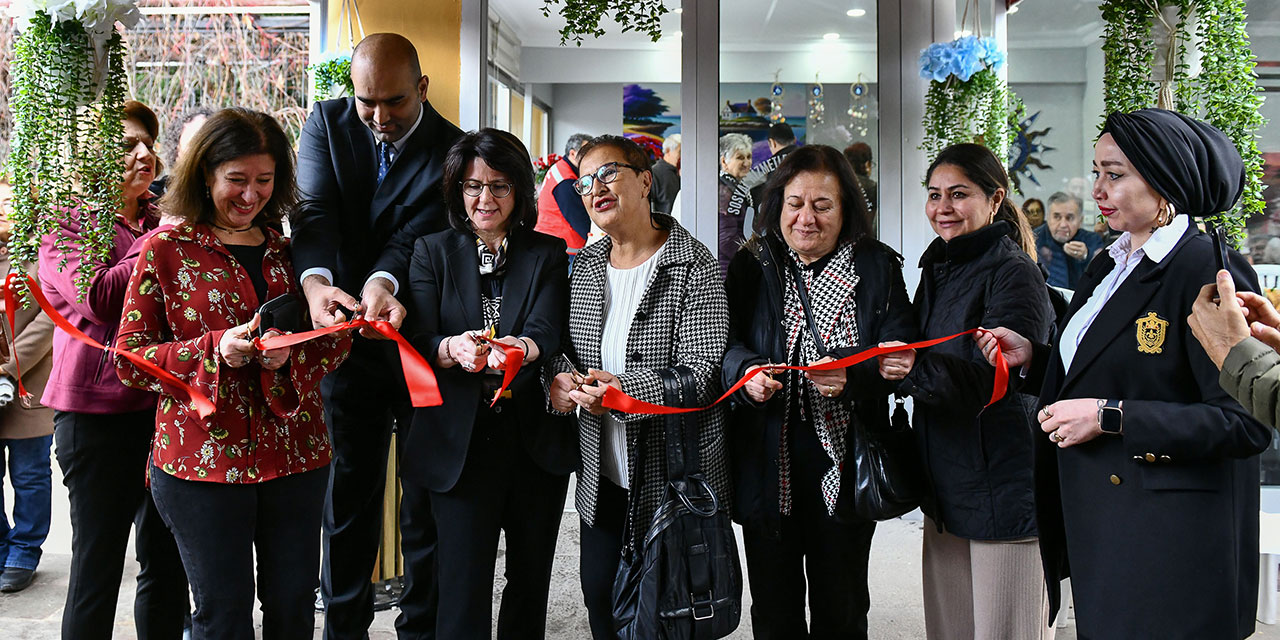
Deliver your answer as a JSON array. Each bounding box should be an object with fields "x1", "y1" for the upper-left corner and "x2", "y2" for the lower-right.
[
  {"x1": 370, "y1": 102, "x2": 436, "y2": 225},
  {"x1": 498, "y1": 233, "x2": 541, "y2": 337},
  {"x1": 446, "y1": 233, "x2": 483, "y2": 330},
  {"x1": 345, "y1": 121, "x2": 376, "y2": 202}
]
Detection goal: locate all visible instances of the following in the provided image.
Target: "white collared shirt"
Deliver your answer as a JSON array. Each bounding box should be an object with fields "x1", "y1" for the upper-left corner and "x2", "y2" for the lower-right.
[
  {"x1": 300, "y1": 103, "x2": 426, "y2": 295},
  {"x1": 1057, "y1": 215, "x2": 1188, "y2": 372}
]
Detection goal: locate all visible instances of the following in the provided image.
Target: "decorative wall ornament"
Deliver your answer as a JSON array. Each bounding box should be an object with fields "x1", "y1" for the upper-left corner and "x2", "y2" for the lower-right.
[
  {"x1": 6, "y1": 0, "x2": 138, "y2": 297},
  {"x1": 847, "y1": 76, "x2": 873, "y2": 137},
  {"x1": 1100, "y1": 0, "x2": 1266, "y2": 246},
  {"x1": 1008, "y1": 110, "x2": 1055, "y2": 193},
  {"x1": 770, "y1": 70, "x2": 786, "y2": 124},
  {"x1": 807, "y1": 74, "x2": 824, "y2": 126}
]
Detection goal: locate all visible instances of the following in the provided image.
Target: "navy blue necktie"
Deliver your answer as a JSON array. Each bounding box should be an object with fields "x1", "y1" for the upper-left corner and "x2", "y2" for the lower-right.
[{"x1": 377, "y1": 142, "x2": 394, "y2": 185}]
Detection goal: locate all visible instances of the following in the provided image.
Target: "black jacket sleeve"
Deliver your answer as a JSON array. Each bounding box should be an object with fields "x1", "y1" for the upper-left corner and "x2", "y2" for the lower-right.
[
  {"x1": 903, "y1": 257, "x2": 1051, "y2": 416},
  {"x1": 291, "y1": 102, "x2": 341, "y2": 280}
]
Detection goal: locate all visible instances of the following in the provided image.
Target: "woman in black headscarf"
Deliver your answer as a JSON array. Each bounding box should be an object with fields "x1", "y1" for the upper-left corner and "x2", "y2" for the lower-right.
[{"x1": 976, "y1": 108, "x2": 1272, "y2": 639}]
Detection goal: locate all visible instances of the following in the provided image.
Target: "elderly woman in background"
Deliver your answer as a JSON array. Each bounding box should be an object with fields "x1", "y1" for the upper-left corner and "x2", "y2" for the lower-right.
[
  {"x1": 38, "y1": 99, "x2": 190, "y2": 639},
  {"x1": 545, "y1": 135, "x2": 730, "y2": 640},
  {"x1": 402, "y1": 128, "x2": 574, "y2": 639},
  {"x1": 977, "y1": 109, "x2": 1271, "y2": 639},
  {"x1": 883, "y1": 143, "x2": 1054, "y2": 640},
  {"x1": 723, "y1": 145, "x2": 915, "y2": 638},
  {"x1": 0, "y1": 180, "x2": 56, "y2": 594},
  {"x1": 115, "y1": 108, "x2": 350, "y2": 638},
  {"x1": 719, "y1": 132, "x2": 754, "y2": 275}
]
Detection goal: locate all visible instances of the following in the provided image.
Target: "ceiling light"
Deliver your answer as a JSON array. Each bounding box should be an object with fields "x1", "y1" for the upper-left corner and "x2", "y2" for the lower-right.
[
  {"x1": 823, "y1": 32, "x2": 840, "y2": 40},
  {"x1": 846, "y1": 9, "x2": 866, "y2": 17}
]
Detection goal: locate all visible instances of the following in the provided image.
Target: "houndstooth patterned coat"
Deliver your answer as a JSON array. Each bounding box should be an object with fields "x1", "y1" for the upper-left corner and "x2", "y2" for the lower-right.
[{"x1": 546, "y1": 221, "x2": 731, "y2": 547}]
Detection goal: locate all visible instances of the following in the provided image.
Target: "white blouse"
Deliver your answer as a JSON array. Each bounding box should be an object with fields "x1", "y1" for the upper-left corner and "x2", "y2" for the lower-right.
[
  {"x1": 1058, "y1": 215, "x2": 1188, "y2": 372},
  {"x1": 599, "y1": 241, "x2": 667, "y2": 489}
]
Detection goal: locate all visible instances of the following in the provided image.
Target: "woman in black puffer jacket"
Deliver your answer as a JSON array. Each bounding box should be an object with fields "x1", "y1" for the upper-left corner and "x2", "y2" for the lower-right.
[
  {"x1": 885, "y1": 143, "x2": 1053, "y2": 640},
  {"x1": 722, "y1": 145, "x2": 916, "y2": 638}
]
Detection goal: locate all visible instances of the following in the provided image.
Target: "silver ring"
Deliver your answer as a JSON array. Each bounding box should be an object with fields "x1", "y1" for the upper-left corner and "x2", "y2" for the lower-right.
[
  {"x1": 262, "y1": 357, "x2": 272, "y2": 364},
  {"x1": 241, "y1": 356, "x2": 250, "y2": 365}
]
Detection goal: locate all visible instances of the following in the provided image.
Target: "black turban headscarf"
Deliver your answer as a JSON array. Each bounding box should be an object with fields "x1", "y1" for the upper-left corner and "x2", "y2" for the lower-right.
[{"x1": 1100, "y1": 108, "x2": 1245, "y2": 218}]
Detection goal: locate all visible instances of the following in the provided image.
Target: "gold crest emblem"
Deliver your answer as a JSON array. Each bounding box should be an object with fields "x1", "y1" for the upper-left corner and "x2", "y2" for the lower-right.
[{"x1": 1135, "y1": 312, "x2": 1168, "y2": 354}]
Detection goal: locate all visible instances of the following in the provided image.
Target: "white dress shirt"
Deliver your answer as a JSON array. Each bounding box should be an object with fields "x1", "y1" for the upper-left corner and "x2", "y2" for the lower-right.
[
  {"x1": 1058, "y1": 214, "x2": 1188, "y2": 372},
  {"x1": 300, "y1": 104, "x2": 426, "y2": 295}
]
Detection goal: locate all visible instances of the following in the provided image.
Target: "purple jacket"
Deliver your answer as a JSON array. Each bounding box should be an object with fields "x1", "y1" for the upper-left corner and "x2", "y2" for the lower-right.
[{"x1": 39, "y1": 200, "x2": 162, "y2": 414}]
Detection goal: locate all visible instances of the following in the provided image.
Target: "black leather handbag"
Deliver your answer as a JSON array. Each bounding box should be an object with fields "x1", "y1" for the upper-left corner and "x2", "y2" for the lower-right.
[
  {"x1": 611, "y1": 365, "x2": 742, "y2": 640},
  {"x1": 791, "y1": 261, "x2": 922, "y2": 522},
  {"x1": 846, "y1": 394, "x2": 923, "y2": 521}
]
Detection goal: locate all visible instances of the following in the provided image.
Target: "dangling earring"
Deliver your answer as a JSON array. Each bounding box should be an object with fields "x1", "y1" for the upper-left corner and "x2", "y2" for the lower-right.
[{"x1": 205, "y1": 186, "x2": 212, "y2": 199}]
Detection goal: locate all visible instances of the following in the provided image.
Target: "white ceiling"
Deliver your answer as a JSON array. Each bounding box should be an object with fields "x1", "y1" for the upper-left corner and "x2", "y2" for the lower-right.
[{"x1": 492, "y1": 0, "x2": 1280, "y2": 52}]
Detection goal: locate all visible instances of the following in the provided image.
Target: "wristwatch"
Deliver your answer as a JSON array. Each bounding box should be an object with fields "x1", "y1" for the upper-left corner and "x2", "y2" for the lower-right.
[{"x1": 1097, "y1": 399, "x2": 1123, "y2": 435}]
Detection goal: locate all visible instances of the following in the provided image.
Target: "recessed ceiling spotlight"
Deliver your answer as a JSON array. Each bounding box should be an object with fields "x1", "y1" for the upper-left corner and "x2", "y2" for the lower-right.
[
  {"x1": 846, "y1": 9, "x2": 866, "y2": 17},
  {"x1": 823, "y1": 32, "x2": 840, "y2": 40}
]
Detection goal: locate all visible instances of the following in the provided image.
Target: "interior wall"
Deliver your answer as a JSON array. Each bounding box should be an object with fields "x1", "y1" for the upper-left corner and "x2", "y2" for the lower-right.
[
  {"x1": 323, "y1": 0, "x2": 462, "y2": 124},
  {"x1": 1008, "y1": 82, "x2": 1087, "y2": 208},
  {"x1": 548, "y1": 84, "x2": 623, "y2": 158}
]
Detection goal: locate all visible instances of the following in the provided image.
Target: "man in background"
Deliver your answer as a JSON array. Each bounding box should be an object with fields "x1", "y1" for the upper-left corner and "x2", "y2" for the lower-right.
[
  {"x1": 535, "y1": 132, "x2": 593, "y2": 264},
  {"x1": 1035, "y1": 191, "x2": 1103, "y2": 289},
  {"x1": 649, "y1": 133, "x2": 681, "y2": 215}
]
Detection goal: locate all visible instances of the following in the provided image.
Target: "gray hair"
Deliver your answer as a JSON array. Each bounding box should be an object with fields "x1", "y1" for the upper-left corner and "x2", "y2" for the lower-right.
[
  {"x1": 662, "y1": 133, "x2": 682, "y2": 154},
  {"x1": 564, "y1": 133, "x2": 592, "y2": 158},
  {"x1": 718, "y1": 133, "x2": 751, "y2": 161},
  {"x1": 1047, "y1": 191, "x2": 1083, "y2": 214}
]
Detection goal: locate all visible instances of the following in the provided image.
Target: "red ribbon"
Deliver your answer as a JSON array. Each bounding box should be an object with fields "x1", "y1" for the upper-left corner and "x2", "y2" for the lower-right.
[
  {"x1": 473, "y1": 334, "x2": 525, "y2": 407},
  {"x1": 3, "y1": 273, "x2": 218, "y2": 418},
  {"x1": 254, "y1": 319, "x2": 443, "y2": 408},
  {"x1": 599, "y1": 329, "x2": 1008, "y2": 415}
]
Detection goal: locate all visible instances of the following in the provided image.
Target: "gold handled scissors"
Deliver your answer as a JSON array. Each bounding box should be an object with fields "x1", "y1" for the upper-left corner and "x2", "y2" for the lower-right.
[{"x1": 561, "y1": 353, "x2": 587, "y2": 389}]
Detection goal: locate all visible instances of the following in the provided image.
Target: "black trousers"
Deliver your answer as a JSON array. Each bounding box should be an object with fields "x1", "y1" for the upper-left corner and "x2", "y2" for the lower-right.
[
  {"x1": 53, "y1": 409, "x2": 189, "y2": 640},
  {"x1": 741, "y1": 419, "x2": 877, "y2": 640},
  {"x1": 411, "y1": 404, "x2": 569, "y2": 640},
  {"x1": 579, "y1": 476, "x2": 629, "y2": 640},
  {"x1": 151, "y1": 466, "x2": 327, "y2": 640},
  {"x1": 320, "y1": 339, "x2": 436, "y2": 640}
]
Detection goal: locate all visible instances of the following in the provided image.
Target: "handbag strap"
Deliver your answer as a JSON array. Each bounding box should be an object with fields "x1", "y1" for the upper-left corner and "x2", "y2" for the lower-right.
[
  {"x1": 788, "y1": 260, "x2": 829, "y2": 357},
  {"x1": 657, "y1": 364, "x2": 701, "y2": 482}
]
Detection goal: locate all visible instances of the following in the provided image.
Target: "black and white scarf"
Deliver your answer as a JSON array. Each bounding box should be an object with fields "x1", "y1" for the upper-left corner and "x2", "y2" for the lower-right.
[
  {"x1": 779, "y1": 241, "x2": 859, "y2": 516},
  {"x1": 477, "y1": 236, "x2": 508, "y2": 328}
]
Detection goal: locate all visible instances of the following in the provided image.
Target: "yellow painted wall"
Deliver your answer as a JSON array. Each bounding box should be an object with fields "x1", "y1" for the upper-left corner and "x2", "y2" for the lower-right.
[{"x1": 324, "y1": 0, "x2": 461, "y2": 125}]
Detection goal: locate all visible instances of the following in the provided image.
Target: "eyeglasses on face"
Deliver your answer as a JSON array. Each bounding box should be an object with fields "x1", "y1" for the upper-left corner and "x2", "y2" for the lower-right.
[
  {"x1": 573, "y1": 162, "x2": 646, "y2": 196},
  {"x1": 460, "y1": 180, "x2": 513, "y2": 198}
]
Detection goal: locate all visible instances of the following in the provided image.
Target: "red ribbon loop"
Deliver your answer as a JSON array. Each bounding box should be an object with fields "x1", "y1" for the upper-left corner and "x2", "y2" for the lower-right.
[
  {"x1": 4, "y1": 273, "x2": 217, "y2": 418},
  {"x1": 598, "y1": 329, "x2": 1007, "y2": 416}
]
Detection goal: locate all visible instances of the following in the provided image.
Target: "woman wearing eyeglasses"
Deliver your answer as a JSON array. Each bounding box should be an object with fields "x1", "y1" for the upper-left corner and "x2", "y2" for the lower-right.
[
  {"x1": 401, "y1": 128, "x2": 574, "y2": 639},
  {"x1": 544, "y1": 134, "x2": 731, "y2": 639}
]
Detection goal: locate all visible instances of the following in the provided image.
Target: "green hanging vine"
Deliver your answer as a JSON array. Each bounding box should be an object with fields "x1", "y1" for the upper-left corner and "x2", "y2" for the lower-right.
[
  {"x1": 1099, "y1": 0, "x2": 1266, "y2": 247},
  {"x1": 309, "y1": 54, "x2": 353, "y2": 101},
  {"x1": 540, "y1": 0, "x2": 670, "y2": 46},
  {"x1": 7, "y1": 3, "x2": 134, "y2": 299},
  {"x1": 918, "y1": 36, "x2": 1022, "y2": 175}
]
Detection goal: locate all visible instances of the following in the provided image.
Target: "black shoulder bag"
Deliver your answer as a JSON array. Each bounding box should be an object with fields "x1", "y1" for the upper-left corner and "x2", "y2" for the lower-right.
[
  {"x1": 612, "y1": 365, "x2": 742, "y2": 640},
  {"x1": 790, "y1": 261, "x2": 922, "y2": 521}
]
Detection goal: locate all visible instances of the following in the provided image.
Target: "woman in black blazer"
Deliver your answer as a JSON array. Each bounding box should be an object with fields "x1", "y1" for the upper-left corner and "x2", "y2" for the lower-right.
[
  {"x1": 978, "y1": 109, "x2": 1273, "y2": 639},
  {"x1": 403, "y1": 128, "x2": 574, "y2": 639}
]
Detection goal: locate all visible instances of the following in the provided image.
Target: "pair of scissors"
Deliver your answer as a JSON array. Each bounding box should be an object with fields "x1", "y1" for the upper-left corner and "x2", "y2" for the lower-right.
[{"x1": 561, "y1": 353, "x2": 589, "y2": 389}]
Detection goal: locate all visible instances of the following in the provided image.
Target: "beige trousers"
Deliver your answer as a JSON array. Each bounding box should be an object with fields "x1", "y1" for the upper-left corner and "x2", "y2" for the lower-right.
[{"x1": 921, "y1": 517, "x2": 1055, "y2": 640}]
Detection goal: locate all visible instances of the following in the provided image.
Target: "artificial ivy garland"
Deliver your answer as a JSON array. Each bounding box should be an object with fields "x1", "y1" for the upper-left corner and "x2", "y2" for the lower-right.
[
  {"x1": 1100, "y1": 0, "x2": 1266, "y2": 246},
  {"x1": 918, "y1": 35, "x2": 1022, "y2": 168},
  {"x1": 6, "y1": 0, "x2": 136, "y2": 299}
]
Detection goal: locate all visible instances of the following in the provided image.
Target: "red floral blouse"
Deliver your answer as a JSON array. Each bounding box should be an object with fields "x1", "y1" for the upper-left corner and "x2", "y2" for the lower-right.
[{"x1": 115, "y1": 223, "x2": 350, "y2": 484}]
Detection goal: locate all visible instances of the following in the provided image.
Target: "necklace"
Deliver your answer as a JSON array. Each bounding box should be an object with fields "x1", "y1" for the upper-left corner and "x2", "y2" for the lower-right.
[{"x1": 211, "y1": 222, "x2": 255, "y2": 233}]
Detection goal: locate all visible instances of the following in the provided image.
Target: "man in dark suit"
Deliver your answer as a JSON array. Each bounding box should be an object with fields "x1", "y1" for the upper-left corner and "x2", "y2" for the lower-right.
[{"x1": 292, "y1": 32, "x2": 462, "y2": 640}]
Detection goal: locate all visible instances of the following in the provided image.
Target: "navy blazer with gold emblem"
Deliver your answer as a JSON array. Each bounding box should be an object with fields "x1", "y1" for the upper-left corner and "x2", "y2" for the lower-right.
[{"x1": 1033, "y1": 221, "x2": 1272, "y2": 639}]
